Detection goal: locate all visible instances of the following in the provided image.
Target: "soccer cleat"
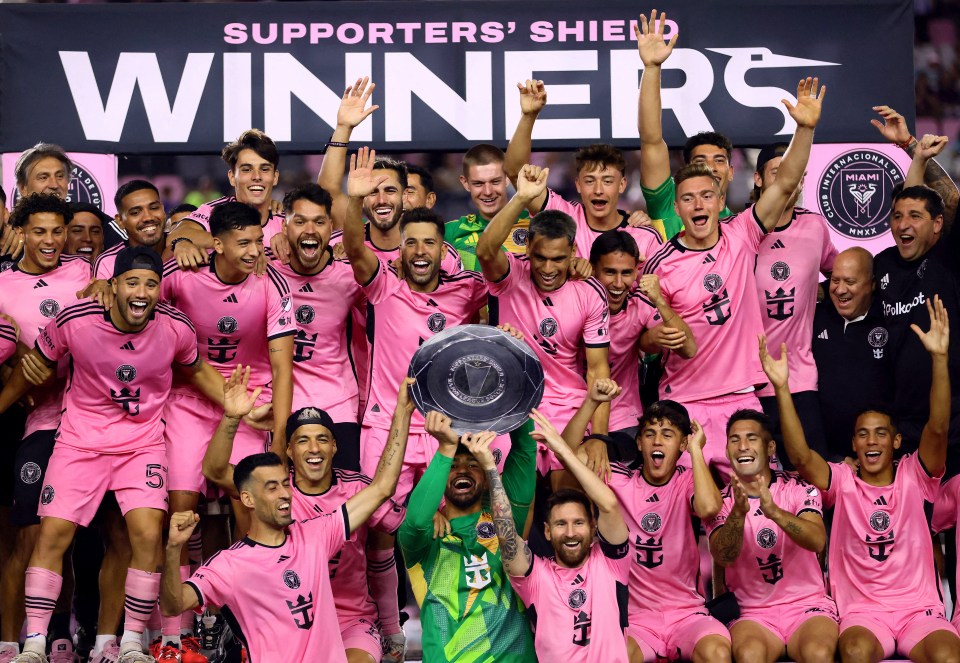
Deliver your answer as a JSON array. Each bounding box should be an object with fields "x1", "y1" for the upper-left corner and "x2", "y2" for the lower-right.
[
  {"x1": 9, "y1": 653, "x2": 47, "y2": 663},
  {"x1": 88, "y1": 641, "x2": 120, "y2": 663},
  {"x1": 0, "y1": 643, "x2": 19, "y2": 663},
  {"x1": 115, "y1": 650, "x2": 155, "y2": 663},
  {"x1": 381, "y1": 632, "x2": 406, "y2": 663},
  {"x1": 194, "y1": 612, "x2": 224, "y2": 663},
  {"x1": 177, "y1": 637, "x2": 208, "y2": 663},
  {"x1": 47, "y1": 640, "x2": 77, "y2": 663},
  {"x1": 152, "y1": 646, "x2": 181, "y2": 662}
]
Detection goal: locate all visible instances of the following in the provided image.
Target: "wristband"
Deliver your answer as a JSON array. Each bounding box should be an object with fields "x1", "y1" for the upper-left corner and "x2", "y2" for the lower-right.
[
  {"x1": 170, "y1": 237, "x2": 194, "y2": 252},
  {"x1": 326, "y1": 141, "x2": 349, "y2": 148},
  {"x1": 895, "y1": 136, "x2": 916, "y2": 150}
]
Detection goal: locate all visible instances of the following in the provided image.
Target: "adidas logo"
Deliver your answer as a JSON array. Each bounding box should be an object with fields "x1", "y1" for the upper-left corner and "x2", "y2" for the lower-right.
[
  {"x1": 817, "y1": 330, "x2": 828, "y2": 340},
  {"x1": 33, "y1": 279, "x2": 49, "y2": 288},
  {"x1": 299, "y1": 283, "x2": 314, "y2": 293},
  {"x1": 572, "y1": 574, "x2": 584, "y2": 585},
  {"x1": 277, "y1": 555, "x2": 290, "y2": 563},
  {"x1": 754, "y1": 508, "x2": 763, "y2": 516},
  {"x1": 371, "y1": 404, "x2": 380, "y2": 413},
  {"x1": 645, "y1": 494, "x2": 660, "y2": 503},
  {"x1": 874, "y1": 496, "x2": 887, "y2": 506},
  {"x1": 121, "y1": 341, "x2": 136, "y2": 351},
  {"x1": 880, "y1": 273, "x2": 889, "y2": 290},
  {"x1": 771, "y1": 239, "x2": 786, "y2": 249},
  {"x1": 542, "y1": 296, "x2": 555, "y2": 307},
  {"x1": 701, "y1": 254, "x2": 716, "y2": 264},
  {"x1": 222, "y1": 293, "x2": 238, "y2": 303}
]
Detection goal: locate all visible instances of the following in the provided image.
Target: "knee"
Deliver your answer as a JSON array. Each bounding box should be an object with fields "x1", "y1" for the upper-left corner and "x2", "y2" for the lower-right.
[
  {"x1": 799, "y1": 640, "x2": 836, "y2": 663},
  {"x1": 929, "y1": 646, "x2": 960, "y2": 663},
  {"x1": 696, "y1": 637, "x2": 732, "y2": 663},
  {"x1": 731, "y1": 639, "x2": 767, "y2": 663},
  {"x1": 838, "y1": 637, "x2": 875, "y2": 663}
]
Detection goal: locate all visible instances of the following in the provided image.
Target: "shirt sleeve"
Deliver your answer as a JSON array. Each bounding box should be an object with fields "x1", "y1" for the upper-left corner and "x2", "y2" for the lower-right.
[
  {"x1": 485, "y1": 252, "x2": 520, "y2": 296},
  {"x1": 185, "y1": 555, "x2": 233, "y2": 609},
  {"x1": 904, "y1": 452, "x2": 943, "y2": 502},
  {"x1": 501, "y1": 419, "x2": 538, "y2": 531},
  {"x1": 596, "y1": 533, "x2": 632, "y2": 584},
  {"x1": 301, "y1": 503, "x2": 351, "y2": 559},
  {"x1": 264, "y1": 265, "x2": 296, "y2": 341},
  {"x1": 35, "y1": 315, "x2": 70, "y2": 363},
  {"x1": 823, "y1": 461, "x2": 851, "y2": 508},
  {"x1": 795, "y1": 480, "x2": 824, "y2": 517},
  {"x1": 183, "y1": 204, "x2": 213, "y2": 232},
  {"x1": 172, "y1": 317, "x2": 200, "y2": 367},
  {"x1": 441, "y1": 242, "x2": 463, "y2": 275},
  {"x1": 398, "y1": 453, "x2": 452, "y2": 566},
  {"x1": 506, "y1": 553, "x2": 541, "y2": 605},
  {"x1": 727, "y1": 207, "x2": 767, "y2": 253},
  {"x1": 360, "y1": 259, "x2": 400, "y2": 305},
  {"x1": 542, "y1": 188, "x2": 580, "y2": 217},
  {"x1": 931, "y1": 476, "x2": 960, "y2": 534},
  {"x1": 0, "y1": 321, "x2": 17, "y2": 364},
  {"x1": 705, "y1": 489, "x2": 733, "y2": 536},
  {"x1": 581, "y1": 279, "x2": 610, "y2": 348}
]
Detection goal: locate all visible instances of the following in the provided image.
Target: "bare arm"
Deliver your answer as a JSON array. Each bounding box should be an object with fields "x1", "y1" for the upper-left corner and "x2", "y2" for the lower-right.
[
  {"x1": 635, "y1": 10, "x2": 677, "y2": 190},
  {"x1": 201, "y1": 366, "x2": 263, "y2": 496},
  {"x1": 709, "y1": 477, "x2": 748, "y2": 566},
  {"x1": 905, "y1": 136, "x2": 958, "y2": 231},
  {"x1": 584, "y1": 346, "x2": 611, "y2": 435},
  {"x1": 636, "y1": 274, "x2": 697, "y2": 358},
  {"x1": 477, "y1": 164, "x2": 548, "y2": 282},
  {"x1": 688, "y1": 421, "x2": 722, "y2": 520},
  {"x1": 342, "y1": 147, "x2": 387, "y2": 285},
  {"x1": 913, "y1": 296, "x2": 951, "y2": 476},
  {"x1": 160, "y1": 512, "x2": 202, "y2": 615},
  {"x1": 504, "y1": 80, "x2": 548, "y2": 212},
  {"x1": 267, "y1": 335, "x2": 294, "y2": 456},
  {"x1": 763, "y1": 500, "x2": 826, "y2": 553},
  {"x1": 0, "y1": 349, "x2": 54, "y2": 414}
]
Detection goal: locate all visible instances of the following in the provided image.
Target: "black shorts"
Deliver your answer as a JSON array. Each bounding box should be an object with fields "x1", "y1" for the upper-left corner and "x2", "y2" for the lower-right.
[
  {"x1": 12, "y1": 429, "x2": 56, "y2": 526},
  {"x1": 331, "y1": 422, "x2": 361, "y2": 473},
  {"x1": 0, "y1": 405, "x2": 27, "y2": 507}
]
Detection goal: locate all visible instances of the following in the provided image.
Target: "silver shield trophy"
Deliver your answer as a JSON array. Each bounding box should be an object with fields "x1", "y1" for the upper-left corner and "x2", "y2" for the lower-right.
[{"x1": 407, "y1": 324, "x2": 544, "y2": 435}]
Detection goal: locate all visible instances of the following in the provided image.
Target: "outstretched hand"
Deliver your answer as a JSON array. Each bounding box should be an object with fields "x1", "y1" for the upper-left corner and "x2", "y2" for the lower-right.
[
  {"x1": 347, "y1": 147, "x2": 389, "y2": 199},
  {"x1": 759, "y1": 335, "x2": 789, "y2": 389},
  {"x1": 911, "y1": 295, "x2": 950, "y2": 357},
  {"x1": 338, "y1": 77, "x2": 379, "y2": 129},
  {"x1": 870, "y1": 105, "x2": 912, "y2": 145},
  {"x1": 517, "y1": 79, "x2": 547, "y2": 116},
  {"x1": 783, "y1": 77, "x2": 826, "y2": 130},
  {"x1": 224, "y1": 365, "x2": 262, "y2": 419},
  {"x1": 635, "y1": 9, "x2": 678, "y2": 67}
]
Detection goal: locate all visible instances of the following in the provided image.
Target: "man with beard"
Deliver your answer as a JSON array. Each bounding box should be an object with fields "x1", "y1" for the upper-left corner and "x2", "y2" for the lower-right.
[
  {"x1": 65, "y1": 203, "x2": 108, "y2": 264},
  {"x1": 94, "y1": 180, "x2": 168, "y2": 280},
  {"x1": 398, "y1": 409, "x2": 537, "y2": 663},
  {"x1": 402, "y1": 165, "x2": 437, "y2": 211}
]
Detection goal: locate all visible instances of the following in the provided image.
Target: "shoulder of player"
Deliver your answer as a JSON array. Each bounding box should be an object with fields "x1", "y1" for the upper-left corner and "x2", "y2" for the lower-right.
[
  {"x1": 54, "y1": 300, "x2": 106, "y2": 327},
  {"x1": 262, "y1": 263, "x2": 292, "y2": 296},
  {"x1": 624, "y1": 222, "x2": 664, "y2": 242},
  {"x1": 153, "y1": 302, "x2": 197, "y2": 332},
  {"x1": 93, "y1": 243, "x2": 123, "y2": 270},
  {"x1": 642, "y1": 240, "x2": 681, "y2": 274},
  {"x1": 625, "y1": 291, "x2": 656, "y2": 311},
  {"x1": 161, "y1": 257, "x2": 182, "y2": 278},
  {"x1": 333, "y1": 467, "x2": 373, "y2": 488},
  {"x1": 60, "y1": 254, "x2": 91, "y2": 268},
  {"x1": 441, "y1": 269, "x2": 484, "y2": 286},
  {"x1": 570, "y1": 276, "x2": 608, "y2": 306},
  {"x1": 608, "y1": 461, "x2": 635, "y2": 482}
]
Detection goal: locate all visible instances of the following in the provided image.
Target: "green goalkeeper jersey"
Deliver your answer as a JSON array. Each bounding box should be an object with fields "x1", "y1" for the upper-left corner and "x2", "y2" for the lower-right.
[{"x1": 641, "y1": 174, "x2": 733, "y2": 239}]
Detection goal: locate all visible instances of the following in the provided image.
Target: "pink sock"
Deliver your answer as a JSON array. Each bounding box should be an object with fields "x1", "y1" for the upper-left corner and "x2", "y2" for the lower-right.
[
  {"x1": 367, "y1": 548, "x2": 400, "y2": 635},
  {"x1": 24, "y1": 567, "x2": 63, "y2": 641},
  {"x1": 146, "y1": 602, "x2": 161, "y2": 632},
  {"x1": 123, "y1": 569, "x2": 160, "y2": 636},
  {"x1": 161, "y1": 566, "x2": 192, "y2": 640},
  {"x1": 179, "y1": 567, "x2": 195, "y2": 634}
]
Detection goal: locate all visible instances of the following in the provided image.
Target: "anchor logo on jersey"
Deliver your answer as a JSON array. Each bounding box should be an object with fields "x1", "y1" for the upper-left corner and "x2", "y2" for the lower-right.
[
  {"x1": 765, "y1": 287, "x2": 796, "y2": 321},
  {"x1": 463, "y1": 553, "x2": 491, "y2": 589},
  {"x1": 572, "y1": 610, "x2": 591, "y2": 647},
  {"x1": 757, "y1": 553, "x2": 784, "y2": 584},
  {"x1": 207, "y1": 338, "x2": 239, "y2": 363},
  {"x1": 293, "y1": 330, "x2": 318, "y2": 363},
  {"x1": 702, "y1": 288, "x2": 732, "y2": 326},
  {"x1": 285, "y1": 592, "x2": 314, "y2": 630},
  {"x1": 866, "y1": 531, "x2": 895, "y2": 562},
  {"x1": 634, "y1": 534, "x2": 663, "y2": 569},
  {"x1": 110, "y1": 387, "x2": 141, "y2": 415},
  {"x1": 868, "y1": 327, "x2": 888, "y2": 360}
]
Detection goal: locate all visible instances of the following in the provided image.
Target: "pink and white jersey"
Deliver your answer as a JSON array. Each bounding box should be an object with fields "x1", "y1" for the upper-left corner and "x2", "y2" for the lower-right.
[
  {"x1": 291, "y1": 469, "x2": 405, "y2": 621},
  {"x1": 362, "y1": 261, "x2": 487, "y2": 432},
  {"x1": 329, "y1": 226, "x2": 463, "y2": 275},
  {"x1": 543, "y1": 189, "x2": 663, "y2": 265},
  {"x1": 643, "y1": 209, "x2": 767, "y2": 402},
  {"x1": 161, "y1": 256, "x2": 295, "y2": 396},
  {"x1": 511, "y1": 540, "x2": 630, "y2": 663},
  {"x1": 35, "y1": 301, "x2": 199, "y2": 453},
  {"x1": 0, "y1": 257, "x2": 90, "y2": 435},
  {"x1": 187, "y1": 506, "x2": 350, "y2": 663},
  {"x1": 825, "y1": 454, "x2": 944, "y2": 616},
  {"x1": 707, "y1": 472, "x2": 830, "y2": 609},
  {"x1": 932, "y1": 476, "x2": 960, "y2": 628},
  {"x1": 607, "y1": 462, "x2": 705, "y2": 614},
  {"x1": 755, "y1": 209, "x2": 837, "y2": 397},
  {"x1": 488, "y1": 253, "x2": 609, "y2": 426},
  {"x1": 184, "y1": 195, "x2": 285, "y2": 247},
  {"x1": 274, "y1": 257, "x2": 363, "y2": 422},
  {"x1": 0, "y1": 319, "x2": 17, "y2": 364},
  {"x1": 608, "y1": 293, "x2": 659, "y2": 432}
]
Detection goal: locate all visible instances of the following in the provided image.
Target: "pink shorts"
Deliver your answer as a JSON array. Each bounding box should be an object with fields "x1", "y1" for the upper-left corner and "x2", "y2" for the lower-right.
[
  {"x1": 734, "y1": 599, "x2": 838, "y2": 644},
  {"x1": 626, "y1": 608, "x2": 730, "y2": 661},
  {"x1": 164, "y1": 392, "x2": 269, "y2": 493},
  {"x1": 340, "y1": 616, "x2": 381, "y2": 661},
  {"x1": 680, "y1": 392, "x2": 762, "y2": 480},
  {"x1": 38, "y1": 443, "x2": 168, "y2": 527},
  {"x1": 840, "y1": 608, "x2": 959, "y2": 658}
]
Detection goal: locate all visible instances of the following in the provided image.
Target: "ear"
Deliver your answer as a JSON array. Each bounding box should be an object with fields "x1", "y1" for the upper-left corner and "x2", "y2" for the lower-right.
[
  {"x1": 440, "y1": 241, "x2": 448, "y2": 261},
  {"x1": 618, "y1": 176, "x2": 627, "y2": 194},
  {"x1": 271, "y1": 169, "x2": 280, "y2": 186},
  {"x1": 425, "y1": 192, "x2": 437, "y2": 209},
  {"x1": 212, "y1": 236, "x2": 224, "y2": 255},
  {"x1": 110, "y1": 277, "x2": 119, "y2": 296},
  {"x1": 767, "y1": 438, "x2": 777, "y2": 459},
  {"x1": 459, "y1": 175, "x2": 469, "y2": 192},
  {"x1": 227, "y1": 169, "x2": 237, "y2": 188},
  {"x1": 678, "y1": 435, "x2": 689, "y2": 454},
  {"x1": 893, "y1": 433, "x2": 902, "y2": 450},
  {"x1": 753, "y1": 171, "x2": 763, "y2": 189},
  {"x1": 543, "y1": 521, "x2": 552, "y2": 542},
  {"x1": 934, "y1": 214, "x2": 944, "y2": 236},
  {"x1": 240, "y1": 489, "x2": 255, "y2": 510},
  {"x1": 574, "y1": 176, "x2": 583, "y2": 195}
]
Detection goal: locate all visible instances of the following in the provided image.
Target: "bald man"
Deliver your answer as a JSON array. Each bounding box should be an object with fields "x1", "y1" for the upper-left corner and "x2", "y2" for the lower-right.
[{"x1": 812, "y1": 248, "x2": 894, "y2": 461}]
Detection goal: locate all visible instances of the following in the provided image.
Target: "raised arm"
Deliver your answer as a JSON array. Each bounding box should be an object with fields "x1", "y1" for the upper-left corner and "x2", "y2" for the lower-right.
[
  {"x1": 709, "y1": 477, "x2": 748, "y2": 566},
  {"x1": 504, "y1": 80, "x2": 548, "y2": 207},
  {"x1": 913, "y1": 296, "x2": 951, "y2": 476},
  {"x1": 201, "y1": 366, "x2": 262, "y2": 496},
  {"x1": 760, "y1": 336, "x2": 831, "y2": 489},
  {"x1": 905, "y1": 137, "x2": 958, "y2": 233},
  {"x1": 267, "y1": 334, "x2": 294, "y2": 456},
  {"x1": 160, "y1": 511, "x2": 202, "y2": 616},
  {"x1": 687, "y1": 420, "x2": 722, "y2": 519},
  {"x1": 756, "y1": 481, "x2": 825, "y2": 553},
  {"x1": 636, "y1": 274, "x2": 697, "y2": 358},
  {"x1": 343, "y1": 146, "x2": 388, "y2": 285},
  {"x1": 559, "y1": 379, "x2": 621, "y2": 451},
  {"x1": 635, "y1": 9, "x2": 678, "y2": 190},
  {"x1": 754, "y1": 77, "x2": 825, "y2": 230},
  {"x1": 477, "y1": 164, "x2": 548, "y2": 282}
]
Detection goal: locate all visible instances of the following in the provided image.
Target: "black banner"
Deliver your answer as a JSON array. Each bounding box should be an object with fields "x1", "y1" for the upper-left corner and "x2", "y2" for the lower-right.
[{"x1": 0, "y1": 0, "x2": 914, "y2": 154}]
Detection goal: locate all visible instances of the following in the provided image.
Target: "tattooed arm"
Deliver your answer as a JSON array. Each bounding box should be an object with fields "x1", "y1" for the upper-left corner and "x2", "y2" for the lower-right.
[
  {"x1": 904, "y1": 137, "x2": 959, "y2": 232},
  {"x1": 709, "y1": 476, "x2": 748, "y2": 567}
]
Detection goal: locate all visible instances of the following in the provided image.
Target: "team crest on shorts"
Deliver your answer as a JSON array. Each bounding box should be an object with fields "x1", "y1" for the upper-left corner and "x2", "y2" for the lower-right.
[
  {"x1": 40, "y1": 485, "x2": 55, "y2": 505},
  {"x1": 20, "y1": 462, "x2": 41, "y2": 484},
  {"x1": 770, "y1": 261, "x2": 790, "y2": 282},
  {"x1": 756, "y1": 528, "x2": 777, "y2": 549},
  {"x1": 538, "y1": 317, "x2": 558, "y2": 338},
  {"x1": 817, "y1": 149, "x2": 904, "y2": 239},
  {"x1": 39, "y1": 299, "x2": 60, "y2": 319},
  {"x1": 115, "y1": 365, "x2": 137, "y2": 383},
  {"x1": 868, "y1": 510, "x2": 890, "y2": 532},
  {"x1": 217, "y1": 316, "x2": 238, "y2": 334},
  {"x1": 511, "y1": 228, "x2": 528, "y2": 246},
  {"x1": 476, "y1": 521, "x2": 496, "y2": 539},
  {"x1": 283, "y1": 570, "x2": 301, "y2": 589},
  {"x1": 640, "y1": 512, "x2": 662, "y2": 533},
  {"x1": 567, "y1": 588, "x2": 587, "y2": 609},
  {"x1": 427, "y1": 312, "x2": 447, "y2": 333},
  {"x1": 702, "y1": 273, "x2": 723, "y2": 293},
  {"x1": 296, "y1": 305, "x2": 315, "y2": 325}
]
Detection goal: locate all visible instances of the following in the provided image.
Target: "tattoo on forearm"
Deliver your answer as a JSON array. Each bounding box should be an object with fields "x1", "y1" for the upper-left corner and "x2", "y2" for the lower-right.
[
  {"x1": 713, "y1": 515, "x2": 745, "y2": 563},
  {"x1": 784, "y1": 520, "x2": 803, "y2": 537},
  {"x1": 486, "y1": 468, "x2": 520, "y2": 562},
  {"x1": 223, "y1": 418, "x2": 240, "y2": 435}
]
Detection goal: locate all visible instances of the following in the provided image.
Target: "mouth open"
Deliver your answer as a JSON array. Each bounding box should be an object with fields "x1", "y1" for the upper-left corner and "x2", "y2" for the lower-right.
[
  {"x1": 691, "y1": 215, "x2": 710, "y2": 229},
  {"x1": 299, "y1": 239, "x2": 320, "y2": 259},
  {"x1": 650, "y1": 450, "x2": 665, "y2": 468}
]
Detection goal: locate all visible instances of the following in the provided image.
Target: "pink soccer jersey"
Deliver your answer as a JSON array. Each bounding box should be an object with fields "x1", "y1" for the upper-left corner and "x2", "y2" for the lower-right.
[
  {"x1": 361, "y1": 260, "x2": 487, "y2": 433},
  {"x1": 607, "y1": 462, "x2": 705, "y2": 615},
  {"x1": 0, "y1": 319, "x2": 17, "y2": 364},
  {"x1": 755, "y1": 209, "x2": 837, "y2": 397},
  {"x1": 329, "y1": 226, "x2": 463, "y2": 275},
  {"x1": 487, "y1": 253, "x2": 609, "y2": 426},
  {"x1": 511, "y1": 540, "x2": 631, "y2": 663},
  {"x1": 707, "y1": 472, "x2": 831, "y2": 609},
  {"x1": 35, "y1": 301, "x2": 199, "y2": 453},
  {"x1": 543, "y1": 189, "x2": 663, "y2": 265},
  {"x1": 184, "y1": 196, "x2": 285, "y2": 247},
  {"x1": 187, "y1": 506, "x2": 350, "y2": 663},
  {"x1": 274, "y1": 259, "x2": 363, "y2": 422},
  {"x1": 608, "y1": 293, "x2": 659, "y2": 432},
  {"x1": 825, "y1": 454, "x2": 944, "y2": 616},
  {"x1": 291, "y1": 469, "x2": 405, "y2": 622},
  {"x1": 932, "y1": 476, "x2": 960, "y2": 628},
  {"x1": 0, "y1": 256, "x2": 90, "y2": 435},
  {"x1": 161, "y1": 257, "x2": 295, "y2": 393},
  {"x1": 93, "y1": 242, "x2": 124, "y2": 280},
  {"x1": 643, "y1": 208, "x2": 767, "y2": 402}
]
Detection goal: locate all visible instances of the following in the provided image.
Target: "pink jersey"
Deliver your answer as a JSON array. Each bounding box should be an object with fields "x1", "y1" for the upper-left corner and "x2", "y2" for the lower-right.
[
  {"x1": 543, "y1": 189, "x2": 663, "y2": 264},
  {"x1": 161, "y1": 256, "x2": 295, "y2": 396},
  {"x1": 511, "y1": 540, "x2": 630, "y2": 663},
  {"x1": 825, "y1": 454, "x2": 944, "y2": 616},
  {"x1": 932, "y1": 476, "x2": 960, "y2": 627},
  {"x1": 362, "y1": 261, "x2": 487, "y2": 432},
  {"x1": 0, "y1": 319, "x2": 17, "y2": 364},
  {"x1": 608, "y1": 293, "x2": 659, "y2": 432},
  {"x1": 290, "y1": 469, "x2": 405, "y2": 622},
  {"x1": 643, "y1": 209, "x2": 767, "y2": 402},
  {"x1": 0, "y1": 257, "x2": 90, "y2": 435},
  {"x1": 607, "y1": 462, "x2": 705, "y2": 614},
  {"x1": 329, "y1": 226, "x2": 463, "y2": 275},
  {"x1": 92, "y1": 242, "x2": 124, "y2": 280},
  {"x1": 35, "y1": 301, "x2": 199, "y2": 453},
  {"x1": 187, "y1": 506, "x2": 350, "y2": 663},
  {"x1": 488, "y1": 253, "x2": 609, "y2": 426},
  {"x1": 184, "y1": 195, "x2": 285, "y2": 247},
  {"x1": 273, "y1": 258, "x2": 363, "y2": 422},
  {"x1": 707, "y1": 472, "x2": 830, "y2": 609},
  {"x1": 755, "y1": 209, "x2": 837, "y2": 397}
]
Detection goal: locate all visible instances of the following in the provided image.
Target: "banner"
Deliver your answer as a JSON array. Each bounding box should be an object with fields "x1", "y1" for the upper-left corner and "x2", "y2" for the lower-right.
[
  {"x1": 2, "y1": 152, "x2": 119, "y2": 217},
  {"x1": 0, "y1": 0, "x2": 914, "y2": 155}
]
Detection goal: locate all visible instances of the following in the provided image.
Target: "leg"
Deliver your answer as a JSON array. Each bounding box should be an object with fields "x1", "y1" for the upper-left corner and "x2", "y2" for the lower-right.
[
  {"x1": 160, "y1": 491, "x2": 200, "y2": 648},
  {"x1": 367, "y1": 530, "x2": 402, "y2": 661},
  {"x1": 908, "y1": 629, "x2": 960, "y2": 663},
  {"x1": 729, "y1": 620, "x2": 784, "y2": 663},
  {"x1": 838, "y1": 626, "x2": 885, "y2": 663},
  {"x1": 692, "y1": 634, "x2": 732, "y2": 663},
  {"x1": 626, "y1": 635, "x2": 658, "y2": 663},
  {"x1": 787, "y1": 616, "x2": 838, "y2": 663},
  {"x1": 20, "y1": 517, "x2": 77, "y2": 655},
  {"x1": 1, "y1": 525, "x2": 39, "y2": 642},
  {"x1": 119, "y1": 507, "x2": 164, "y2": 653},
  {"x1": 99, "y1": 505, "x2": 131, "y2": 641}
]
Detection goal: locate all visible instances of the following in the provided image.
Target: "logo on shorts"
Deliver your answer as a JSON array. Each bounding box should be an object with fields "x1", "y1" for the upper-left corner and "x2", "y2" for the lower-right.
[
  {"x1": 869, "y1": 510, "x2": 890, "y2": 532},
  {"x1": 39, "y1": 299, "x2": 61, "y2": 319},
  {"x1": 20, "y1": 462, "x2": 41, "y2": 484},
  {"x1": 427, "y1": 312, "x2": 447, "y2": 333},
  {"x1": 217, "y1": 316, "x2": 238, "y2": 334},
  {"x1": 567, "y1": 588, "x2": 587, "y2": 609},
  {"x1": 476, "y1": 522, "x2": 496, "y2": 539},
  {"x1": 283, "y1": 570, "x2": 301, "y2": 589},
  {"x1": 295, "y1": 305, "x2": 315, "y2": 325},
  {"x1": 115, "y1": 364, "x2": 137, "y2": 383},
  {"x1": 511, "y1": 228, "x2": 529, "y2": 246},
  {"x1": 817, "y1": 150, "x2": 904, "y2": 239},
  {"x1": 770, "y1": 261, "x2": 790, "y2": 282},
  {"x1": 538, "y1": 317, "x2": 558, "y2": 338},
  {"x1": 40, "y1": 484, "x2": 55, "y2": 505},
  {"x1": 702, "y1": 273, "x2": 724, "y2": 293},
  {"x1": 756, "y1": 528, "x2": 778, "y2": 549},
  {"x1": 640, "y1": 512, "x2": 662, "y2": 533}
]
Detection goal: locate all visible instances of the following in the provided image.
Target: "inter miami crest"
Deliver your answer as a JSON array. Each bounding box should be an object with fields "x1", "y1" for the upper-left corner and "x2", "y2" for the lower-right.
[
  {"x1": 20, "y1": 462, "x2": 41, "y2": 485},
  {"x1": 867, "y1": 327, "x2": 888, "y2": 359},
  {"x1": 476, "y1": 521, "x2": 496, "y2": 539},
  {"x1": 512, "y1": 228, "x2": 529, "y2": 246},
  {"x1": 817, "y1": 149, "x2": 904, "y2": 239},
  {"x1": 296, "y1": 305, "x2": 315, "y2": 325},
  {"x1": 39, "y1": 299, "x2": 60, "y2": 319},
  {"x1": 702, "y1": 273, "x2": 724, "y2": 293},
  {"x1": 115, "y1": 364, "x2": 137, "y2": 383},
  {"x1": 756, "y1": 528, "x2": 778, "y2": 549},
  {"x1": 217, "y1": 316, "x2": 238, "y2": 334},
  {"x1": 427, "y1": 312, "x2": 447, "y2": 333},
  {"x1": 567, "y1": 588, "x2": 587, "y2": 609},
  {"x1": 283, "y1": 570, "x2": 301, "y2": 589},
  {"x1": 538, "y1": 317, "x2": 558, "y2": 338},
  {"x1": 869, "y1": 510, "x2": 890, "y2": 532},
  {"x1": 770, "y1": 261, "x2": 790, "y2": 282},
  {"x1": 640, "y1": 513, "x2": 662, "y2": 533},
  {"x1": 40, "y1": 485, "x2": 55, "y2": 505}
]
